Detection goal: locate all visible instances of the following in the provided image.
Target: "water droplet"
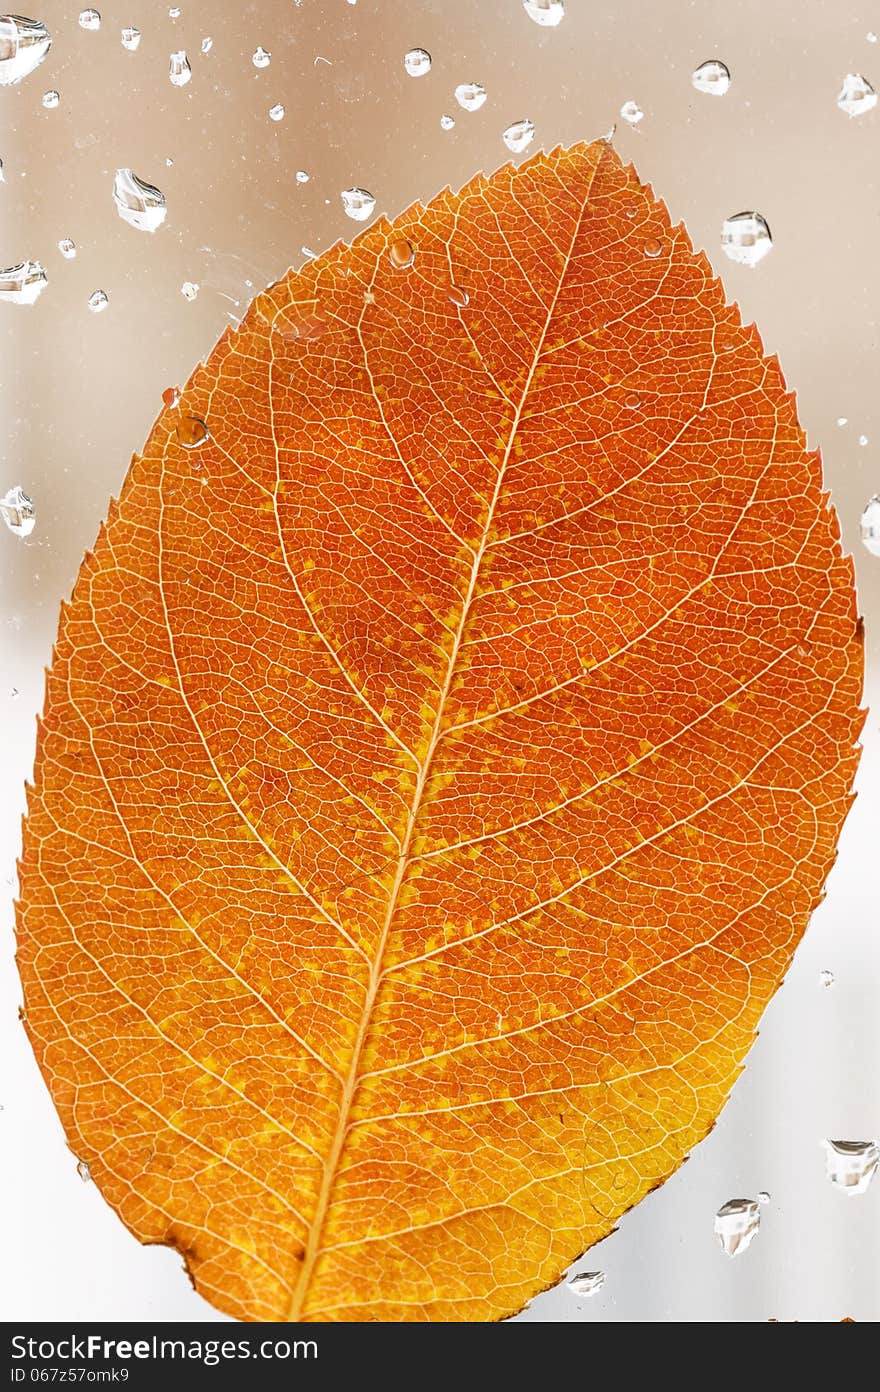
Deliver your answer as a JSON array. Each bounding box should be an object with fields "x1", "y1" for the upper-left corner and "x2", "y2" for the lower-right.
[
  {"x1": 837, "y1": 73, "x2": 877, "y2": 118},
  {"x1": 120, "y1": 25, "x2": 140, "y2": 51},
  {"x1": 503, "y1": 118, "x2": 535, "y2": 153},
  {"x1": 643, "y1": 238, "x2": 662, "y2": 258},
  {"x1": 868, "y1": 31, "x2": 878, "y2": 44},
  {"x1": 341, "y1": 186, "x2": 376, "y2": 221},
  {"x1": 455, "y1": 81, "x2": 487, "y2": 112},
  {"x1": 0, "y1": 15, "x2": 52, "y2": 86},
  {"x1": 0, "y1": 157, "x2": 4, "y2": 182},
  {"x1": 200, "y1": 35, "x2": 212, "y2": 55},
  {"x1": 301, "y1": 244, "x2": 318, "y2": 259},
  {"x1": 295, "y1": 169, "x2": 309, "y2": 183},
  {"x1": 714, "y1": 1198, "x2": 761, "y2": 1257},
  {"x1": 57, "y1": 237, "x2": 76, "y2": 258},
  {"x1": 448, "y1": 283, "x2": 469, "y2": 307},
  {"x1": 625, "y1": 393, "x2": 641, "y2": 409},
  {"x1": 567, "y1": 1270, "x2": 604, "y2": 1297},
  {"x1": 858, "y1": 433, "x2": 869, "y2": 447},
  {"x1": 17, "y1": 1004, "x2": 26, "y2": 1022},
  {"x1": 692, "y1": 59, "x2": 731, "y2": 95},
  {"x1": 823, "y1": 1139, "x2": 879, "y2": 1195},
  {"x1": 756, "y1": 1190, "x2": 771, "y2": 1205},
  {"x1": 404, "y1": 47, "x2": 431, "y2": 77},
  {"x1": 41, "y1": 88, "x2": 59, "y2": 109},
  {"x1": 181, "y1": 280, "x2": 199, "y2": 300},
  {"x1": 10, "y1": 686, "x2": 19, "y2": 698},
  {"x1": 168, "y1": 6, "x2": 181, "y2": 16},
  {"x1": 252, "y1": 45, "x2": 270, "y2": 68},
  {"x1": 169, "y1": 50, "x2": 191, "y2": 86},
  {"x1": 113, "y1": 168, "x2": 167, "y2": 233},
  {"x1": 523, "y1": 0, "x2": 565, "y2": 27},
  {"x1": 162, "y1": 385, "x2": 180, "y2": 408},
  {"x1": 819, "y1": 968, "x2": 835, "y2": 988},
  {"x1": 721, "y1": 211, "x2": 773, "y2": 267},
  {"x1": 837, "y1": 416, "x2": 848, "y2": 426},
  {"x1": 860, "y1": 496, "x2": 880, "y2": 557},
  {"x1": 78, "y1": 9, "x2": 100, "y2": 31},
  {"x1": 0, "y1": 259, "x2": 47, "y2": 305},
  {"x1": 268, "y1": 101, "x2": 285, "y2": 121},
  {"x1": 176, "y1": 415, "x2": 209, "y2": 449},
  {"x1": 388, "y1": 238, "x2": 414, "y2": 269},
  {"x1": 620, "y1": 99, "x2": 644, "y2": 125},
  {"x1": 0, "y1": 485, "x2": 35, "y2": 537},
  {"x1": 440, "y1": 113, "x2": 455, "y2": 130},
  {"x1": 88, "y1": 288, "x2": 109, "y2": 313},
  {"x1": 76, "y1": 1159, "x2": 91, "y2": 1182}
]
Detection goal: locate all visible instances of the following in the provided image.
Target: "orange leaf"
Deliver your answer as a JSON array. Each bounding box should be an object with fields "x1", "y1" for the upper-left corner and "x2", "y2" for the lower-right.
[{"x1": 16, "y1": 141, "x2": 863, "y2": 1322}]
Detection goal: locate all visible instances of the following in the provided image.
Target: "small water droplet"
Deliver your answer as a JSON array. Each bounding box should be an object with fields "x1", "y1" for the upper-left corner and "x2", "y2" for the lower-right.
[
  {"x1": 404, "y1": 47, "x2": 431, "y2": 77},
  {"x1": 388, "y1": 238, "x2": 414, "y2": 269},
  {"x1": 301, "y1": 244, "x2": 318, "y2": 259},
  {"x1": 57, "y1": 237, "x2": 76, "y2": 258},
  {"x1": 625, "y1": 393, "x2": 641, "y2": 409},
  {"x1": 721, "y1": 211, "x2": 772, "y2": 267},
  {"x1": 268, "y1": 101, "x2": 285, "y2": 121},
  {"x1": 692, "y1": 59, "x2": 731, "y2": 95},
  {"x1": 200, "y1": 35, "x2": 212, "y2": 55},
  {"x1": 176, "y1": 415, "x2": 209, "y2": 449},
  {"x1": 567, "y1": 1270, "x2": 604, "y2": 1297},
  {"x1": 168, "y1": 6, "x2": 181, "y2": 17},
  {"x1": 448, "y1": 283, "x2": 469, "y2": 307},
  {"x1": 858, "y1": 433, "x2": 869, "y2": 446},
  {"x1": 822, "y1": 1139, "x2": 879, "y2": 1195},
  {"x1": 0, "y1": 259, "x2": 47, "y2": 304},
  {"x1": 440, "y1": 113, "x2": 455, "y2": 130},
  {"x1": 0, "y1": 157, "x2": 4, "y2": 182},
  {"x1": 860, "y1": 496, "x2": 880, "y2": 557},
  {"x1": 620, "y1": 99, "x2": 644, "y2": 125},
  {"x1": 837, "y1": 416, "x2": 848, "y2": 426},
  {"x1": 113, "y1": 168, "x2": 167, "y2": 233},
  {"x1": 252, "y1": 45, "x2": 270, "y2": 68},
  {"x1": 76, "y1": 1158, "x2": 91, "y2": 1182},
  {"x1": 756, "y1": 1190, "x2": 771, "y2": 1205},
  {"x1": 837, "y1": 73, "x2": 877, "y2": 118},
  {"x1": 120, "y1": 26, "x2": 140, "y2": 51},
  {"x1": 78, "y1": 9, "x2": 100, "y2": 31},
  {"x1": 714, "y1": 1198, "x2": 761, "y2": 1257},
  {"x1": 523, "y1": 0, "x2": 565, "y2": 27},
  {"x1": 643, "y1": 238, "x2": 662, "y2": 258},
  {"x1": 88, "y1": 288, "x2": 109, "y2": 313},
  {"x1": 169, "y1": 50, "x2": 191, "y2": 86},
  {"x1": 17, "y1": 1004, "x2": 26, "y2": 1022},
  {"x1": 41, "y1": 88, "x2": 59, "y2": 109},
  {"x1": 341, "y1": 186, "x2": 376, "y2": 221},
  {"x1": 819, "y1": 968, "x2": 835, "y2": 988},
  {"x1": 181, "y1": 280, "x2": 199, "y2": 300},
  {"x1": 295, "y1": 169, "x2": 309, "y2": 183},
  {"x1": 9, "y1": 686, "x2": 19, "y2": 699},
  {"x1": 162, "y1": 385, "x2": 180, "y2": 408},
  {"x1": 0, "y1": 15, "x2": 52, "y2": 86},
  {"x1": 868, "y1": 31, "x2": 878, "y2": 44},
  {"x1": 503, "y1": 118, "x2": 535, "y2": 153},
  {"x1": 455, "y1": 81, "x2": 487, "y2": 112},
  {"x1": 0, "y1": 485, "x2": 35, "y2": 537}
]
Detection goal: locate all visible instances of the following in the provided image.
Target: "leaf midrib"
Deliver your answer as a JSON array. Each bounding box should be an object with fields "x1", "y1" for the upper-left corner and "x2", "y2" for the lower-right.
[{"x1": 285, "y1": 149, "x2": 603, "y2": 1321}]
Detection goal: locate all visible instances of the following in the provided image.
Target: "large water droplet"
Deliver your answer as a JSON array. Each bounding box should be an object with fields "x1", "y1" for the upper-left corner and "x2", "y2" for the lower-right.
[
  {"x1": 455, "y1": 81, "x2": 487, "y2": 112},
  {"x1": 176, "y1": 415, "x2": 209, "y2": 449},
  {"x1": 523, "y1": 0, "x2": 565, "y2": 27},
  {"x1": 268, "y1": 101, "x2": 284, "y2": 121},
  {"x1": 0, "y1": 485, "x2": 35, "y2": 537},
  {"x1": 567, "y1": 1270, "x2": 604, "y2": 1297},
  {"x1": 41, "y1": 88, "x2": 59, "y2": 108},
  {"x1": 76, "y1": 1158, "x2": 91, "y2": 1182},
  {"x1": 57, "y1": 238, "x2": 76, "y2": 259},
  {"x1": 837, "y1": 73, "x2": 877, "y2": 118},
  {"x1": 388, "y1": 238, "x2": 414, "y2": 269},
  {"x1": 714, "y1": 1198, "x2": 761, "y2": 1256},
  {"x1": 113, "y1": 169, "x2": 167, "y2": 233},
  {"x1": 404, "y1": 47, "x2": 431, "y2": 77},
  {"x1": 252, "y1": 45, "x2": 270, "y2": 68},
  {"x1": 120, "y1": 25, "x2": 140, "y2": 51},
  {"x1": 0, "y1": 15, "x2": 52, "y2": 85},
  {"x1": 620, "y1": 99, "x2": 644, "y2": 125},
  {"x1": 88, "y1": 288, "x2": 109, "y2": 313},
  {"x1": 859, "y1": 496, "x2": 880, "y2": 557},
  {"x1": 692, "y1": 59, "x2": 731, "y2": 95},
  {"x1": 822, "y1": 1139, "x2": 879, "y2": 1195},
  {"x1": 0, "y1": 259, "x2": 47, "y2": 304},
  {"x1": 78, "y1": 9, "x2": 100, "y2": 30},
  {"x1": 440, "y1": 113, "x2": 455, "y2": 130},
  {"x1": 168, "y1": 50, "x2": 191, "y2": 86},
  {"x1": 721, "y1": 211, "x2": 773, "y2": 267},
  {"x1": 341, "y1": 186, "x2": 376, "y2": 221},
  {"x1": 503, "y1": 118, "x2": 535, "y2": 153}
]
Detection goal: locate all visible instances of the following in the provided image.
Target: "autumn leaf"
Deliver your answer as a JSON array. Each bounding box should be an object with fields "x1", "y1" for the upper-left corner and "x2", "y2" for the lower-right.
[{"x1": 16, "y1": 140, "x2": 863, "y2": 1322}]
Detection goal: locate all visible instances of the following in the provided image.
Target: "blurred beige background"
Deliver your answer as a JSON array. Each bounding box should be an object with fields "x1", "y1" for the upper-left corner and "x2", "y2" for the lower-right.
[{"x1": 1, "y1": 0, "x2": 877, "y2": 1321}]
